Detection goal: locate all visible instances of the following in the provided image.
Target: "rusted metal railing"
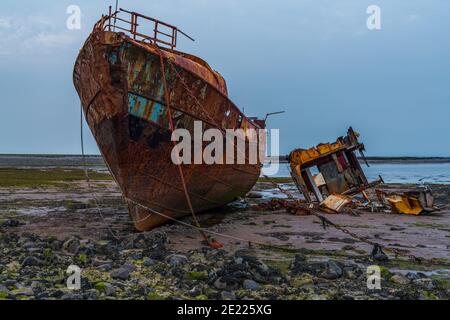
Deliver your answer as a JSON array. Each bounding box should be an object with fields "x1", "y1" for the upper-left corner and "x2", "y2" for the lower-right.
[{"x1": 95, "y1": 7, "x2": 194, "y2": 50}]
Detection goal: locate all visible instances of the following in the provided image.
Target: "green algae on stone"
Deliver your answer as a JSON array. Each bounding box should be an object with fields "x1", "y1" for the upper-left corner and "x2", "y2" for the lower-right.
[{"x1": 186, "y1": 271, "x2": 208, "y2": 281}]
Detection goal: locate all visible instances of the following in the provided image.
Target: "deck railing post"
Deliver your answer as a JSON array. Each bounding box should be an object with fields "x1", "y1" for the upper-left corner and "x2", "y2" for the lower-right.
[{"x1": 94, "y1": 7, "x2": 193, "y2": 49}]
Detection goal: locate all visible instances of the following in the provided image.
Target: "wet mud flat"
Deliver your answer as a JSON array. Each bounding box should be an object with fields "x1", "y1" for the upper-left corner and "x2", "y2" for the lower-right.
[{"x1": 0, "y1": 166, "x2": 449, "y2": 300}]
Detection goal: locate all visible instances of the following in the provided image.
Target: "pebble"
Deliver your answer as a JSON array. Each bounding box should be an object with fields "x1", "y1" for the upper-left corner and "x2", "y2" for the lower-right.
[
  {"x1": 220, "y1": 291, "x2": 236, "y2": 300},
  {"x1": 111, "y1": 267, "x2": 132, "y2": 280},
  {"x1": 413, "y1": 278, "x2": 434, "y2": 290},
  {"x1": 95, "y1": 282, "x2": 116, "y2": 296},
  {"x1": 321, "y1": 260, "x2": 343, "y2": 280},
  {"x1": 246, "y1": 192, "x2": 262, "y2": 199},
  {"x1": 243, "y1": 279, "x2": 260, "y2": 290},
  {"x1": 143, "y1": 258, "x2": 157, "y2": 267},
  {"x1": 98, "y1": 263, "x2": 113, "y2": 271},
  {"x1": 10, "y1": 287, "x2": 34, "y2": 297},
  {"x1": 390, "y1": 274, "x2": 410, "y2": 285},
  {"x1": 165, "y1": 254, "x2": 188, "y2": 267},
  {"x1": 63, "y1": 237, "x2": 81, "y2": 254},
  {"x1": 0, "y1": 284, "x2": 9, "y2": 293},
  {"x1": 21, "y1": 256, "x2": 44, "y2": 267}
]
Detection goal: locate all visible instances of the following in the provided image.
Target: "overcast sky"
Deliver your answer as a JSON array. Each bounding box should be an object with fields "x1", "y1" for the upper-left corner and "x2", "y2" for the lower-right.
[{"x1": 0, "y1": 0, "x2": 449, "y2": 156}]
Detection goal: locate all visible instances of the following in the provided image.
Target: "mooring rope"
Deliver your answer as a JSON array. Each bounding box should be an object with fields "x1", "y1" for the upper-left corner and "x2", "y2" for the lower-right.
[
  {"x1": 124, "y1": 196, "x2": 305, "y2": 252},
  {"x1": 80, "y1": 104, "x2": 120, "y2": 240},
  {"x1": 154, "y1": 45, "x2": 219, "y2": 247}
]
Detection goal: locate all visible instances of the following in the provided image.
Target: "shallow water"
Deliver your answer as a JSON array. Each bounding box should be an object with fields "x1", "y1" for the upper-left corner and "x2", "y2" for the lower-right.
[{"x1": 264, "y1": 162, "x2": 450, "y2": 184}]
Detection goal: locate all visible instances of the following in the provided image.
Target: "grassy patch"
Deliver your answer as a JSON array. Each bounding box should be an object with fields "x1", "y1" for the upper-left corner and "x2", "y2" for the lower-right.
[
  {"x1": 409, "y1": 222, "x2": 449, "y2": 229},
  {"x1": 264, "y1": 259, "x2": 291, "y2": 274},
  {"x1": 0, "y1": 168, "x2": 112, "y2": 188},
  {"x1": 387, "y1": 257, "x2": 450, "y2": 271}
]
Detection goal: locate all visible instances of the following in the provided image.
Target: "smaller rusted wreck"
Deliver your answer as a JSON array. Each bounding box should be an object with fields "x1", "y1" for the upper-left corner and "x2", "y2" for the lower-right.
[
  {"x1": 287, "y1": 127, "x2": 440, "y2": 216},
  {"x1": 288, "y1": 127, "x2": 383, "y2": 205}
]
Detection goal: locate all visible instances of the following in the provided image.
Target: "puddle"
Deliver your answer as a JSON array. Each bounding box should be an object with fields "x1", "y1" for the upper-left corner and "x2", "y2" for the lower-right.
[
  {"x1": 15, "y1": 206, "x2": 67, "y2": 216},
  {"x1": 391, "y1": 268, "x2": 450, "y2": 278}
]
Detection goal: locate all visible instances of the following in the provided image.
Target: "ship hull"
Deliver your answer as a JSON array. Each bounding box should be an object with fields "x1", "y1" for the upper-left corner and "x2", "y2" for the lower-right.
[{"x1": 73, "y1": 30, "x2": 262, "y2": 231}]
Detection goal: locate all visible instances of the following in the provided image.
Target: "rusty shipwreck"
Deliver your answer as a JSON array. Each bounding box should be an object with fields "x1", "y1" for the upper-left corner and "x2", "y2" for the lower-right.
[{"x1": 73, "y1": 8, "x2": 265, "y2": 231}]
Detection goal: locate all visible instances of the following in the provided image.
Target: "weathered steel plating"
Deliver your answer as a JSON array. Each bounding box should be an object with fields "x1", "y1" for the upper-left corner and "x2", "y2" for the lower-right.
[{"x1": 74, "y1": 9, "x2": 264, "y2": 231}]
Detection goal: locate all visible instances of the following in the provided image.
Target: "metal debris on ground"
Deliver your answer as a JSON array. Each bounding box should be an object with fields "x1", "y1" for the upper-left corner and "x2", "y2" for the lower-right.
[
  {"x1": 320, "y1": 194, "x2": 352, "y2": 213},
  {"x1": 375, "y1": 187, "x2": 438, "y2": 215}
]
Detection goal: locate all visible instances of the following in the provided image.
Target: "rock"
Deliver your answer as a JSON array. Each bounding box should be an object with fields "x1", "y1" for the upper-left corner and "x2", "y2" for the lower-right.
[
  {"x1": 21, "y1": 256, "x2": 44, "y2": 267},
  {"x1": 243, "y1": 279, "x2": 260, "y2": 290},
  {"x1": 320, "y1": 260, "x2": 343, "y2": 280},
  {"x1": 23, "y1": 241, "x2": 37, "y2": 249},
  {"x1": 82, "y1": 289, "x2": 99, "y2": 300},
  {"x1": 2, "y1": 279, "x2": 17, "y2": 287},
  {"x1": 63, "y1": 237, "x2": 81, "y2": 254},
  {"x1": 0, "y1": 284, "x2": 9, "y2": 293},
  {"x1": 30, "y1": 281, "x2": 46, "y2": 293},
  {"x1": 130, "y1": 230, "x2": 168, "y2": 250},
  {"x1": 5, "y1": 261, "x2": 21, "y2": 273},
  {"x1": 406, "y1": 272, "x2": 428, "y2": 281},
  {"x1": 214, "y1": 276, "x2": 240, "y2": 291},
  {"x1": 143, "y1": 258, "x2": 157, "y2": 267},
  {"x1": 77, "y1": 240, "x2": 95, "y2": 256},
  {"x1": 246, "y1": 192, "x2": 262, "y2": 199},
  {"x1": 405, "y1": 272, "x2": 421, "y2": 281},
  {"x1": 390, "y1": 274, "x2": 410, "y2": 285},
  {"x1": 98, "y1": 263, "x2": 113, "y2": 271},
  {"x1": 130, "y1": 252, "x2": 143, "y2": 260},
  {"x1": 220, "y1": 291, "x2": 236, "y2": 300},
  {"x1": 371, "y1": 244, "x2": 389, "y2": 262},
  {"x1": 1, "y1": 219, "x2": 21, "y2": 227},
  {"x1": 165, "y1": 254, "x2": 188, "y2": 267},
  {"x1": 10, "y1": 287, "x2": 34, "y2": 297},
  {"x1": 291, "y1": 274, "x2": 314, "y2": 288},
  {"x1": 92, "y1": 258, "x2": 112, "y2": 267},
  {"x1": 390, "y1": 227, "x2": 406, "y2": 231},
  {"x1": 413, "y1": 278, "x2": 434, "y2": 290},
  {"x1": 218, "y1": 254, "x2": 282, "y2": 285},
  {"x1": 290, "y1": 254, "x2": 323, "y2": 276},
  {"x1": 61, "y1": 292, "x2": 83, "y2": 300},
  {"x1": 95, "y1": 282, "x2": 116, "y2": 296},
  {"x1": 95, "y1": 240, "x2": 118, "y2": 256},
  {"x1": 111, "y1": 267, "x2": 132, "y2": 280},
  {"x1": 49, "y1": 239, "x2": 63, "y2": 251},
  {"x1": 343, "y1": 266, "x2": 361, "y2": 279}
]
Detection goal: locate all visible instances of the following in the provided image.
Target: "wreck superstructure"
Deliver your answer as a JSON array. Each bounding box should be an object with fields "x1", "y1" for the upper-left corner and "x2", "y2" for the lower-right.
[
  {"x1": 289, "y1": 127, "x2": 382, "y2": 203},
  {"x1": 73, "y1": 9, "x2": 264, "y2": 231}
]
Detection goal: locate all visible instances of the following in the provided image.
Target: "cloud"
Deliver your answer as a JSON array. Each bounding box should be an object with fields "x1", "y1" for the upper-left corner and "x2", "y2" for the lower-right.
[
  {"x1": 0, "y1": 14, "x2": 78, "y2": 56},
  {"x1": 28, "y1": 32, "x2": 76, "y2": 47},
  {"x1": 0, "y1": 18, "x2": 11, "y2": 29}
]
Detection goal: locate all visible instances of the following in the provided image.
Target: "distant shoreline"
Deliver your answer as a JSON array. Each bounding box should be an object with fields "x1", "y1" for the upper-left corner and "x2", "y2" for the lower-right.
[{"x1": 1, "y1": 154, "x2": 450, "y2": 165}]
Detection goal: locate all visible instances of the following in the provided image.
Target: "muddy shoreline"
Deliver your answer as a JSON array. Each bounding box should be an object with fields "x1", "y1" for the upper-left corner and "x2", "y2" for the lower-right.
[{"x1": 0, "y1": 166, "x2": 449, "y2": 300}]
